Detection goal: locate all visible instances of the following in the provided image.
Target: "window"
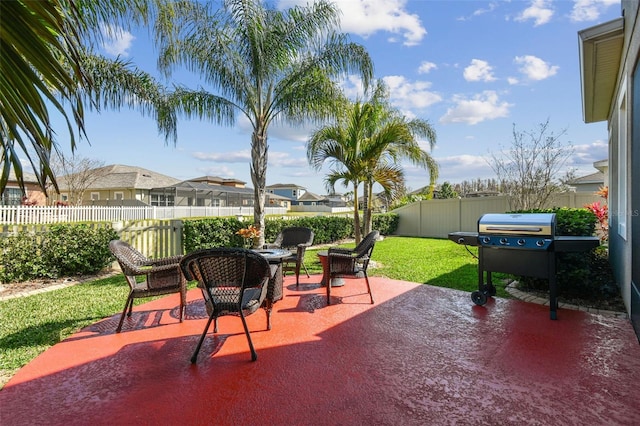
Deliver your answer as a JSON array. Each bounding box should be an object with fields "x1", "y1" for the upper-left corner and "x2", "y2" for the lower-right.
[
  {"x1": 618, "y1": 77, "x2": 628, "y2": 239},
  {"x1": 114, "y1": 192, "x2": 124, "y2": 200},
  {"x1": 1, "y1": 188, "x2": 23, "y2": 205},
  {"x1": 90, "y1": 192, "x2": 100, "y2": 201},
  {"x1": 150, "y1": 194, "x2": 174, "y2": 206},
  {"x1": 60, "y1": 194, "x2": 69, "y2": 202}
]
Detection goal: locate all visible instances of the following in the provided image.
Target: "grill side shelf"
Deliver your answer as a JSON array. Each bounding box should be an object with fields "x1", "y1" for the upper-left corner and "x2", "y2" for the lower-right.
[
  {"x1": 447, "y1": 231, "x2": 479, "y2": 247},
  {"x1": 554, "y1": 236, "x2": 600, "y2": 252}
]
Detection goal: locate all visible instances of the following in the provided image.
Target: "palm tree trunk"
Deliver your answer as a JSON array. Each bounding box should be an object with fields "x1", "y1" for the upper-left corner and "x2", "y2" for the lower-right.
[
  {"x1": 352, "y1": 181, "x2": 362, "y2": 243},
  {"x1": 364, "y1": 179, "x2": 373, "y2": 235},
  {"x1": 251, "y1": 126, "x2": 268, "y2": 248},
  {"x1": 362, "y1": 181, "x2": 370, "y2": 236}
]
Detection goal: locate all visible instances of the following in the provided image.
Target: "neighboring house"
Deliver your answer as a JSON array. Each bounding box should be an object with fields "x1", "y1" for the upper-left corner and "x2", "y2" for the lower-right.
[
  {"x1": 296, "y1": 190, "x2": 326, "y2": 206},
  {"x1": 568, "y1": 169, "x2": 606, "y2": 193},
  {"x1": 579, "y1": 1, "x2": 639, "y2": 337},
  {"x1": 1, "y1": 170, "x2": 46, "y2": 205},
  {"x1": 266, "y1": 183, "x2": 306, "y2": 203},
  {"x1": 266, "y1": 192, "x2": 292, "y2": 209},
  {"x1": 54, "y1": 164, "x2": 179, "y2": 205}
]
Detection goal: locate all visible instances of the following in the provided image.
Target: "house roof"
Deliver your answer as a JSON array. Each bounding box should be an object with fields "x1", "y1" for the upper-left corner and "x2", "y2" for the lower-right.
[
  {"x1": 58, "y1": 164, "x2": 179, "y2": 190},
  {"x1": 569, "y1": 171, "x2": 605, "y2": 185},
  {"x1": 7, "y1": 169, "x2": 39, "y2": 184},
  {"x1": 579, "y1": 17, "x2": 624, "y2": 123},
  {"x1": 154, "y1": 180, "x2": 254, "y2": 196},
  {"x1": 265, "y1": 193, "x2": 291, "y2": 201},
  {"x1": 266, "y1": 183, "x2": 306, "y2": 190},
  {"x1": 297, "y1": 191, "x2": 325, "y2": 202},
  {"x1": 188, "y1": 176, "x2": 246, "y2": 186}
]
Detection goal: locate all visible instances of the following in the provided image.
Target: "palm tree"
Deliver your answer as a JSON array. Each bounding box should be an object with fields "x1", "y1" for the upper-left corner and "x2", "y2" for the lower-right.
[
  {"x1": 308, "y1": 80, "x2": 438, "y2": 241},
  {"x1": 0, "y1": 0, "x2": 175, "y2": 194},
  {"x1": 307, "y1": 101, "x2": 371, "y2": 243},
  {"x1": 153, "y1": 0, "x2": 373, "y2": 247}
]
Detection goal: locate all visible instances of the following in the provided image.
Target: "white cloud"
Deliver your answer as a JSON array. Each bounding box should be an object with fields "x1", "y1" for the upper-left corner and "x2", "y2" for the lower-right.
[
  {"x1": 278, "y1": 0, "x2": 426, "y2": 46},
  {"x1": 192, "y1": 150, "x2": 307, "y2": 168},
  {"x1": 570, "y1": 139, "x2": 608, "y2": 168},
  {"x1": 570, "y1": 0, "x2": 619, "y2": 23},
  {"x1": 268, "y1": 152, "x2": 309, "y2": 168},
  {"x1": 414, "y1": 154, "x2": 494, "y2": 184},
  {"x1": 457, "y1": 2, "x2": 500, "y2": 22},
  {"x1": 514, "y1": 55, "x2": 558, "y2": 81},
  {"x1": 440, "y1": 91, "x2": 512, "y2": 125},
  {"x1": 192, "y1": 150, "x2": 251, "y2": 162},
  {"x1": 383, "y1": 75, "x2": 443, "y2": 111},
  {"x1": 418, "y1": 61, "x2": 437, "y2": 74},
  {"x1": 515, "y1": 0, "x2": 554, "y2": 26},
  {"x1": 201, "y1": 165, "x2": 237, "y2": 177},
  {"x1": 463, "y1": 59, "x2": 497, "y2": 82},
  {"x1": 100, "y1": 24, "x2": 135, "y2": 57}
]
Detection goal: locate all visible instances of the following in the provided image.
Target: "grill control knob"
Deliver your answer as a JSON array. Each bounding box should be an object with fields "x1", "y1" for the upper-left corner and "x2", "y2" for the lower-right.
[
  {"x1": 482, "y1": 237, "x2": 491, "y2": 244},
  {"x1": 536, "y1": 240, "x2": 545, "y2": 247},
  {"x1": 517, "y1": 239, "x2": 526, "y2": 246},
  {"x1": 499, "y1": 238, "x2": 508, "y2": 245}
]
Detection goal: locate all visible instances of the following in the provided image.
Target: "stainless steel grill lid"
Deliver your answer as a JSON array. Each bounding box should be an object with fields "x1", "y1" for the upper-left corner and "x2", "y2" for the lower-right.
[{"x1": 478, "y1": 213, "x2": 556, "y2": 236}]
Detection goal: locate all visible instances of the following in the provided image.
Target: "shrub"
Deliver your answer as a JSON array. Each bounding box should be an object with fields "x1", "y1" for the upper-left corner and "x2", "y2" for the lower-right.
[
  {"x1": 44, "y1": 224, "x2": 118, "y2": 277},
  {"x1": 183, "y1": 213, "x2": 399, "y2": 251},
  {"x1": 0, "y1": 224, "x2": 117, "y2": 282},
  {"x1": 509, "y1": 207, "x2": 603, "y2": 297}
]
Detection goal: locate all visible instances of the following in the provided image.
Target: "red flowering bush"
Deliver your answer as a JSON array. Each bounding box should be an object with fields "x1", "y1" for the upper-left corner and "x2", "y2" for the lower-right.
[{"x1": 585, "y1": 186, "x2": 608, "y2": 243}]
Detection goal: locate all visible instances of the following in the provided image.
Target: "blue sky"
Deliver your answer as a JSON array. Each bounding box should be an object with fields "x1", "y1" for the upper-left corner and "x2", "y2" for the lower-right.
[{"x1": 54, "y1": 0, "x2": 620, "y2": 195}]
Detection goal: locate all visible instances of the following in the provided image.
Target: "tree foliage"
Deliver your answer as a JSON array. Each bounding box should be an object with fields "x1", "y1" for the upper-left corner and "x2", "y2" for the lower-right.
[
  {"x1": 489, "y1": 120, "x2": 574, "y2": 211},
  {"x1": 435, "y1": 181, "x2": 458, "y2": 199},
  {"x1": 308, "y1": 79, "x2": 437, "y2": 241},
  {"x1": 0, "y1": 0, "x2": 170, "y2": 194},
  {"x1": 154, "y1": 0, "x2": 373, "y2": 246},
  {"x1": 51, "y1": 154, "x2": 107, "y2": 205}
]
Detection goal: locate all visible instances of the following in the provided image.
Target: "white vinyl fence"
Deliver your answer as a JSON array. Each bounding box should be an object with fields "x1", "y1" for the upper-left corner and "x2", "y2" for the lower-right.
[{"x1": 0, "y1": 205, "x2": 288, "y2": 225}]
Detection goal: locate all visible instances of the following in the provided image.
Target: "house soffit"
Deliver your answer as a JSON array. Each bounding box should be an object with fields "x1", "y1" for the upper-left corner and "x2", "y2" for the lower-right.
[{"x1": 579, "y1": 17, "x2": 624, "y2": 123}]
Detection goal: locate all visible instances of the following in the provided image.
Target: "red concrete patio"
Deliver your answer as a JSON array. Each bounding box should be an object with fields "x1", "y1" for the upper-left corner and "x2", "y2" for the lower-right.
[{"x1": 1, "y1": 275, "x2": 639, "y2": 425}]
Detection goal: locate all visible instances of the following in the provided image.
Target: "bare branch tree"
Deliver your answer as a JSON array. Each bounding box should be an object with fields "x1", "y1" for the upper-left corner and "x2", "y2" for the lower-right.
[
  {"x1": 489, "y1": 120, "x2": 574, "y2": 211},
  {"x1": 53, "y1": 154, "x2": 107, "y2": 205}
]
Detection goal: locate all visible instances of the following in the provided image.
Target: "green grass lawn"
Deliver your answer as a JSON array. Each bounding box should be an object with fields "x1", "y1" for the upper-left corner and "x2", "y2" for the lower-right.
[{"x1": 0, "y1": 236, "x2": 505, "y2": 387}]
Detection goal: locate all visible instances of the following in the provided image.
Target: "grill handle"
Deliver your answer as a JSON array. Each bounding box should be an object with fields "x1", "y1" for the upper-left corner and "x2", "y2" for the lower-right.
[{"x1": 484, "y1": 226, "x2": 543, "y2": 233}]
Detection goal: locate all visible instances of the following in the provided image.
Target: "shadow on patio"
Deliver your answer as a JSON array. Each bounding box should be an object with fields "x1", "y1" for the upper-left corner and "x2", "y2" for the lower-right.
[{"x1": 1, "y1": 275, "x2": 639, "y2": 425}]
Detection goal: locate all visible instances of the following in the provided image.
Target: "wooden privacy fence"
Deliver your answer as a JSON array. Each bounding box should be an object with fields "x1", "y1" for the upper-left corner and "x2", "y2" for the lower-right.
[{"x1": 393, "y1": 192, "x2": 604, "y2": 239}]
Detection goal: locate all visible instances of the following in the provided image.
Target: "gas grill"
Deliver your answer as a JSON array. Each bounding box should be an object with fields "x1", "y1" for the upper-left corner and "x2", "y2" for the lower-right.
[{"x1": 448, "y1": 213, "x2": 600, "y2": 319}]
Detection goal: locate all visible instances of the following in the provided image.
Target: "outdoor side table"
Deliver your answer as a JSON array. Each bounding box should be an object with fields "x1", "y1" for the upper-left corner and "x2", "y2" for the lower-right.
[
  {"x1": 253, "y1": 248, "x2": 291, "y2": 330},
  {"x1": 316, "y1": 250, "x2": 345, "y2": 288}
]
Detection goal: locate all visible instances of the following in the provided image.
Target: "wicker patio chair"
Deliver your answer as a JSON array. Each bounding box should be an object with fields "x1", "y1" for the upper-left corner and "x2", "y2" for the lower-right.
[
  {"x1": 109, "y1": 240, "x2": 186, "y2": 333},
  {"x1": 264, "y1": 226, "x2": 314, "y2": 286},
  {"x1": 180, "y1": 248, "x2": 271, "y2": 363},
  {"x1": 327, "y1": 230, "x2": 379, "y2": 305}
]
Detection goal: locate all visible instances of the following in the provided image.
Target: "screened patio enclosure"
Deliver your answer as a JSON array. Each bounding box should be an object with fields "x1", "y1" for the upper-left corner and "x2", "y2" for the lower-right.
[{"x1": 149, "y1": 181, "x2": 255, "y2": 207}]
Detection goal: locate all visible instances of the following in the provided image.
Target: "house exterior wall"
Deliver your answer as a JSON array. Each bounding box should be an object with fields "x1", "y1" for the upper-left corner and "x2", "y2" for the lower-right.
[
  {"x1": 572, "y1": 182, "x2": 603, "y2": 193},
  {"x1": 268, "y1": 187, "x2": 305, "y2": 200},
  {"x1": 63, "y1": 189, "x2": 150, "y2": 205},
  {"x1": 607, "y1": 0, "x2": 639, "y2": 318}
]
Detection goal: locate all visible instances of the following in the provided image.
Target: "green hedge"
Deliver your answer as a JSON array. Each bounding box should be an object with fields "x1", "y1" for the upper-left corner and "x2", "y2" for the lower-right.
[
  {"x1": 183, "y1": 213, "x2": 399, "y2": 252},
  {"x1": 0, "y1": 224, "x2": 118, "y2": 283},
  {"x1": 509, "y1": 207, "x2": 605, "y2": 298}
]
